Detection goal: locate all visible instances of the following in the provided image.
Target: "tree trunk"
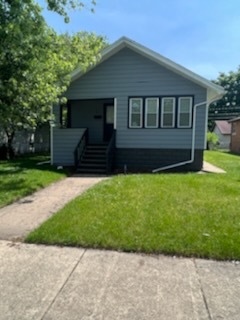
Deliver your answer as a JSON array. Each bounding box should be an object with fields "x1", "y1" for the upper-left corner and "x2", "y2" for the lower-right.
[{"x1": 4, "y1": 129, "x2": 15, "y2": 159}]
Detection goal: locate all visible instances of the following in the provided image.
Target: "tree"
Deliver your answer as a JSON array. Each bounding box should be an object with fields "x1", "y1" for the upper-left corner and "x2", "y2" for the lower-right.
[
  {"x1": 207, "y1": 132, "x2": 218, "y2": 150},
  {"x1": 209, "y1": 67, "x2": 240, "y2": 119},
  {"x1": 208, "y1": 67, "x2": 240, "y2": 130},
  {"x1": 0, "y1": 0, "x2": 106, "y2": 157},
  {"x1": 0, "y1": 0, "x2": 47, "y2": 154},
  {"x1": 45, "y1": 0, "x2": 97, "y2": 23}
]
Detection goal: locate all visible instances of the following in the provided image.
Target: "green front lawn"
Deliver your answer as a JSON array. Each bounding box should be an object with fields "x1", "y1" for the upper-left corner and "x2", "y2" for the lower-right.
[
  {"x1": 26, "y1": 151, "x2": 240, "y2": 260},
  {"x1": 0, "y1": 154, "x2": 68, "y2": 208}
]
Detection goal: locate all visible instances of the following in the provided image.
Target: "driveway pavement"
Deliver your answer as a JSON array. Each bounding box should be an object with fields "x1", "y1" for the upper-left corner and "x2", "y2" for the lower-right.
[{"x1": 0, "y1": 241, "x2": 239, "y2": 320}]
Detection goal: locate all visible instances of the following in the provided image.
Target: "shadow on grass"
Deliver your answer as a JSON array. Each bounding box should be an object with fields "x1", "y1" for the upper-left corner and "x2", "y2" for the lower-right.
[
  {"x1": 211, "y1": 149, "x2": 240, "y2": 157},
  {"x1": 0, "y1": 153, "x2": 70, "y2": 177},
  {"x1": 0, "y1": 168, "x2": 24, "y2": 176},
  {"x1": 0, "y1": 178, "x2": 44, "y2": 193},
  {"x1": 225, "y1": 151, "x2": 240, "y2": 157},
  {"x1": 0, "y1": 154, "x2": 71, "y2": 207},
  {"x1": 0, "y1": 178, "x2": 39, "y2": 208}
]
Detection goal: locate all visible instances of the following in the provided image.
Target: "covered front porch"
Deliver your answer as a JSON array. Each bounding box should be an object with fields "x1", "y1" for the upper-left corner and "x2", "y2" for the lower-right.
[
  {"x1": 51, "y1": 98, "x2": 116, "y2": 174},
  {"x1": 64, "y1": 98, "x2": 115, "y2": 144}
]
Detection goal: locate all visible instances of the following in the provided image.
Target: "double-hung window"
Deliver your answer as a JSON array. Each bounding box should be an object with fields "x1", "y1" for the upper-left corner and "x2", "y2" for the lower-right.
[
  {"x1": 178, "y1": 97, "x2": 192, "y2": 128},
  {"x1": 145, "y1": 98, "x2": 159, "y2": 128},
  {"x1": 129, "y1": 98, "x2": 143, "y2": 128},
  {"x1": 161, "y1": 98, "x2": 176, "y2": 128}
]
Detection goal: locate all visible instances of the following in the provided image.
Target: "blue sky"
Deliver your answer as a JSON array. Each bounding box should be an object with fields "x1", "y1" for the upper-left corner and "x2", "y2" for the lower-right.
[{"x1": 39, "y1": 0, "x2": 240, "y2": 80}]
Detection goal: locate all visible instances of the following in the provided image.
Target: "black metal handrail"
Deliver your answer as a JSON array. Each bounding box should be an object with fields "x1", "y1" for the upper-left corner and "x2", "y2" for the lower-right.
[
  {"x1": 74, "y1": 128, "x2": 88, "y2": 168},
  {"x1": 106, "y1": 130, "x2": 116, "y2": 174}
]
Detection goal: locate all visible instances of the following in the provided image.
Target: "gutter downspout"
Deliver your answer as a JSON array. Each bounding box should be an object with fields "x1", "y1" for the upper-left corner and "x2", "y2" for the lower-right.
[
  {"x1": 152, "y1": 96, "x2": 222, "y2": 173},
  {"x1": 50, "y1": 105, "x2": 53, "y2": 165}
]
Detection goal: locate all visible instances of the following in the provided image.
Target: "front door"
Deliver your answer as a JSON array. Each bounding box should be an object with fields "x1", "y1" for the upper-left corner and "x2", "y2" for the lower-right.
[{"x1": 104, "y1": 104, "x2": 114, "y2": 141}]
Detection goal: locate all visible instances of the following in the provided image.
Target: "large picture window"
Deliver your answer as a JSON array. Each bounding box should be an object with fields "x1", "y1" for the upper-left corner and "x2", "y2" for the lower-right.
[
  {"x1": 145, "y1": 98, "x2": 159, "y2": 128},
  {"x1": 178, "y1": 97, "x2": 192, "y2": 128},
  {"x1": 161, "y1": 98, "x2": 176, "y2": 128},
  {"x1": 128, "y1": 96, "x2": 193, "y2": 129},
  {"x1": 129, "y1": 98, "x2": 143, "y2": 128}
]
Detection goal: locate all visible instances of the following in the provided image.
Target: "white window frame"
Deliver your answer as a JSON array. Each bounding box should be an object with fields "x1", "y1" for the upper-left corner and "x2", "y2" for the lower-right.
[
  {"x1": 178, "y1": 97, "x2": 193, "y2": 128},
  {"x1": 161, "y1": 97, "x2": 176, "y2": 128},
  {"x1": 145, "y1": 98, "x2": 159, "y2": 128},
  {"x1": 129, "y1": 98, "x2": 143, "y2": 128}
]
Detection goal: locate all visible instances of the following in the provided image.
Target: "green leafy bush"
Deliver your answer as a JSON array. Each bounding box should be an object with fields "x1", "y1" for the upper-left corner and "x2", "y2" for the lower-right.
[{"x1": 207, "y1": 132, "x2": 219, "y2": 149}]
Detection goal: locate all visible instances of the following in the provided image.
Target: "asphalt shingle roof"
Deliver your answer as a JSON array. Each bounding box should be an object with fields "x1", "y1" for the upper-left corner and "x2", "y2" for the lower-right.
[{"x1": 215, "y1": 120, "x2": 231, "y2": 135}]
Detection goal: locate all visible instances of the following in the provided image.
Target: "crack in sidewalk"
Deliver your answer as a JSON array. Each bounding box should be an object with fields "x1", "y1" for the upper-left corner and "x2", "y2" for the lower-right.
[
  {"x1": 193, "y1": 259, "x2": 212, "y2": 320},
  {"x1": 40, "y1": 248, "x2": 87, "y2": 320}
]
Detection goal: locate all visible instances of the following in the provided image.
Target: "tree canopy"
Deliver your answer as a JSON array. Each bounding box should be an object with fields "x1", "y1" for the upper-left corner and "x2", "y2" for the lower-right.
[
  {"x1": 45, "y1": 0, "x2": 96, "y2": 22},
  {"x1": 209, "y1": 67, "x2": 240, "y2": 121},
  {"x1": 0, "y1": 0, "x2": 106, "y2": 155}
]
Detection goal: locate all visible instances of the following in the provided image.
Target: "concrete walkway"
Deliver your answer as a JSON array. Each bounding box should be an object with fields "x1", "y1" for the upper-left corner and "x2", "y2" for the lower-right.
[
  {"x1": 0, "y1": 176, "x2": 106, "y2": 241},
  {"x1": 0, "y1": 241, "x2": 239, "y2": 320},
  {"x1": 202, "y1": 161, "x2": 226, "y2": 173}
]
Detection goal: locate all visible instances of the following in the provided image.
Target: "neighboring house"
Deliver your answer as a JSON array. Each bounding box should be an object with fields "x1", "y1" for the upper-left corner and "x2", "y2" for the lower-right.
[
  {"x1": 229, "y1": 117, "x2": 240, "y2": 154},
  {"x1": 0, "y1": 123, "x2": 50, "y2": 155},
  {"x1": 213, "y1": 120, "x2": 231, "y2": 149},
  {"x1": 51, "y1": 37, "x2": 225, "y2": 173}
]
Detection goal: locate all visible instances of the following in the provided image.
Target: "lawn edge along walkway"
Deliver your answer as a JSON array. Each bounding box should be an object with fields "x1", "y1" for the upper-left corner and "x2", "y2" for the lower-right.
[{"x1": 0, "y1": 176, "x2": 107, "y2": 241}]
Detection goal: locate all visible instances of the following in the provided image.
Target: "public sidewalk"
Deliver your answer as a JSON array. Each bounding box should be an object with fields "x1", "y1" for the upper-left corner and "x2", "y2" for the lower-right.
[{"x1": 0, "y1": 241, "x2": 239, "y2": 320}]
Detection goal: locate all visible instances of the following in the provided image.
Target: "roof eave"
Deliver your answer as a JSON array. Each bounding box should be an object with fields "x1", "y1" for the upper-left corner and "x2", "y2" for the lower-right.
[
  {"x1": 207, "y1": 88, "x2": 226, "y2": 104},
  {"x1": 229, "y1": 116, "x2": 240, "y2": 123}
]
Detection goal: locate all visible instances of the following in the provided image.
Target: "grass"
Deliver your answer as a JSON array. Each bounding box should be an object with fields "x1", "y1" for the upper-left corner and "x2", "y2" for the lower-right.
[
  {"x1": 0, "y1": 154, "x2": 69, "y2": 208},
  {"x1": 26, "y1": 151, "x2": 240, "y2": 260}
]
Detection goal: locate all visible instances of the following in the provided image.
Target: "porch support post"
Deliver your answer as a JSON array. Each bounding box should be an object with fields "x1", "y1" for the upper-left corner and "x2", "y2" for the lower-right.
[{"x1": 114, "y1": 98, "x2": 117, "y2": 130}]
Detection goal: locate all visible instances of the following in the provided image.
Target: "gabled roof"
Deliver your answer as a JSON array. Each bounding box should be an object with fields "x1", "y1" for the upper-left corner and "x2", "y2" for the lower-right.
[
  {"x1": 71, "y1": 36, "x2": 225, "y2": 103},
  {"x1": 228, "y1": 116, "x2": 240, "y2": 123},
  {"x1": 214, "y1": 120, "x2": 231, "y2": 135}
]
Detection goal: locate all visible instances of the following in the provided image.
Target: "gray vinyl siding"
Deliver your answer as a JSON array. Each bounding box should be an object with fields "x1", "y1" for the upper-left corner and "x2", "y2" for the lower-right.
[
  {"x1": 65, "y1": 48, "x2": 207, "y2": 150},
  {"x1": 52, "y1": 128, "x2": 85, "y2": 165}
]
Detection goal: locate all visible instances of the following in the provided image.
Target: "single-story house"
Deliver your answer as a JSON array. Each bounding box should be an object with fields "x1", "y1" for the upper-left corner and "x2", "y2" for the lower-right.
[
  {"x1": 228, "y1": 117, "x2": 240, "y2": 154},
  {"x1": 51, "y1": 36, "x2": 225, "y2": 173},
  {"x1": 213, "y1": 120, "x2": 231, "y2": 149}
]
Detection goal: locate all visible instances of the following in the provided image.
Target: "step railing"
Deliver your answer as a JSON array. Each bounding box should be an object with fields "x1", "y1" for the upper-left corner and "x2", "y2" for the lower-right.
[
  {"x1": 106, "y1": 130, "x2": 116, "y2": 174},
  {"x1": 74, "y1": 128, "x2": 88, "y2": 168}
]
